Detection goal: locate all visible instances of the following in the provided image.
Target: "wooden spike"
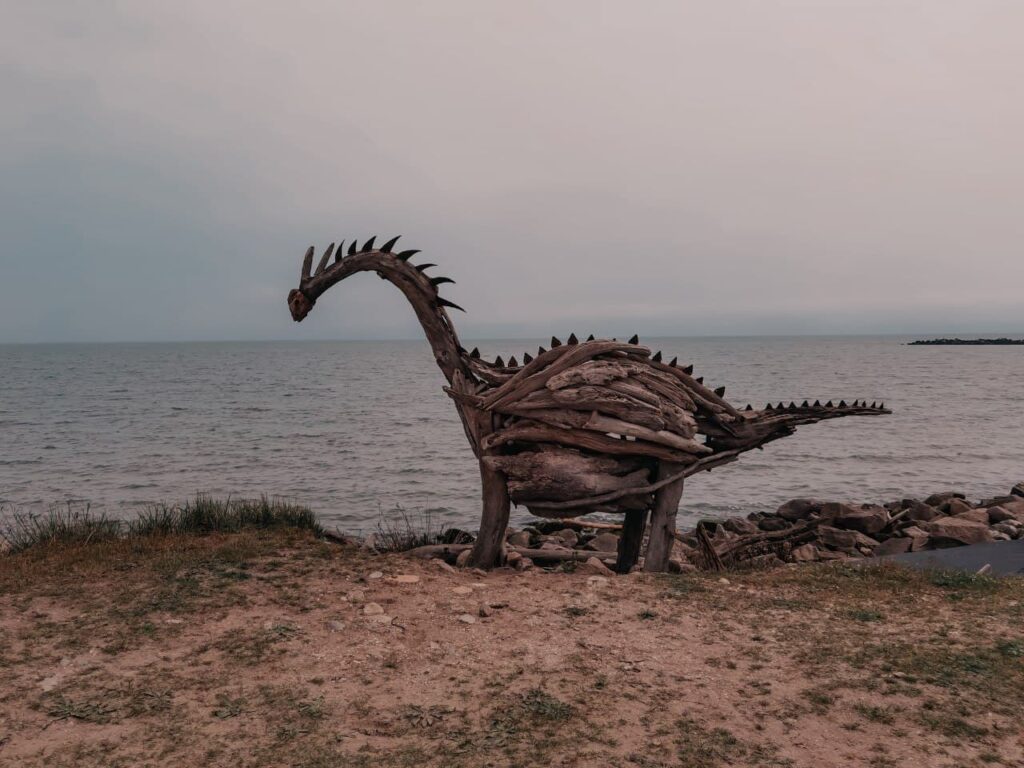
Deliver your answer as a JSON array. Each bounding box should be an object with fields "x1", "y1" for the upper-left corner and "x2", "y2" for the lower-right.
[
  {"x1": 788, "y1": 402, "x2": 796, "y2": 410},
  {"x1": 871, "y1": 401, "x2": 877, "y2": 408},
  {"x1": 745, "y1": 404, "x2": 753, "y2": 411},
  {"x1": 652, "y1": 351, "x2": 662, "y2": 362},
  {"x1": 683, "y1": 364, "x2": 694, "y2": 375},
  {"x1": 360, "y1": 236, "x2": 377, "y2": 252},
  {"x1": 628, "y1": 334, "x2": 639, "y2": 345},
  {"x1": 801, "y1": 400, "x2": 809, "y2": 408},
  {"x1": 567, "y1": 333, "x2": 578, "y2": 345},
  {"x1": 523, "y1": 352, "x2": 533, "y2": 364},
  {"x1": 470, "y1": 347, "x2": 481, "y2": 359},
  {"x1": 396, "y1": 249, "x2": 420, "y2": 261},
  {"x1": 586, "y1": 334, "x2": 595, "y2": 341},
  {"x1": 334, "y1": 240, "x2": 345, "y2": 262},
  {"x1": 380, "y1": 235, "x2": 401, "y2": 253},
  {"x1": 347, "y1": 240, "x2": 359, "y2": 255},
  {"x1": 825, "y1": 400, "x2": 834, "y2": 407},
  {"x1": 766, "y1": 403, "x2": 774, "y2": 410},
  {"x1": 430, "y1": 276, "x2": 456, "y2": 287},
  {"x1": 301, "y1": 246, "x2": 314, "y2": 280},
  {"x1": 494, "y1": 356, "x2": 504, "y2": 368},
  {"x1": 508, "y1": 356, "x2": 518, "y2": 367},
  {"x1": 669, "y1": 357, "x2": 678, "y2": 367},
  {"x1": 838, "y1": 400, "x2": 847, "y2": 408},
  {"x1": 551, "y1": 336, "x2": 562, "y2": 348},
  {"x1": 437, "y1": 297, "x2": 465, "y2": 312},
  {"x1": 696, "y1": 377, "x2": 704, "y2": 384},
  {"x1": 714, "y1": 386, "x2": 725, "y2": 397},
  {"x1": 880, "y1": 402, "x2": 885, "y2": 409},
  {"x1": 777, "y1": 402, "x2": 785, "y2": 409},
  {"x1": 314, "y1": 242, "x2": 335, "y2": 276},
  {"x1": 814, "y1": 400, "x2": 821, "y2": 407},
  {"x1": 415, "y1": 263, "x2": 436, "y2": 272},
  {"x1": 538, "y1": 346, "x2": 547, "y2": 355}
]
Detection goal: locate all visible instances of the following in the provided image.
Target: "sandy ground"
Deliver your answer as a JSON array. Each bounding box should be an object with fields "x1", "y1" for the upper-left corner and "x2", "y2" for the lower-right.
[{"x1": 1, "y1": 529, "x2": 1022, "y2": 768}]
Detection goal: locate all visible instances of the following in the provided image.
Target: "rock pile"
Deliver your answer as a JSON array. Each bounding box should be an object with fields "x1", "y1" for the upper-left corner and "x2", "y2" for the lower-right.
[{"x1": 493, "y1": 482, "x2": 1024, "y2": 571}]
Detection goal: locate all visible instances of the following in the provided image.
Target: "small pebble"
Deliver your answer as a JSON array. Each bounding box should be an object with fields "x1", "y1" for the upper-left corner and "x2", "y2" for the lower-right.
[
  {"x1": 363, "y1": 603, "x2": 384, "y2": 616},
  {"x1": 392, "y1": 574, "x2": 420, "y2": 584},
  {"x1": 458, "y1": 614, "x2": 477, "y2": 625},
  {"x1": 368, "y1": 571, "x2": 384, "y2": 580},
  {"x1": 451, "y1": 586, "x2": 473, "y2": 596},
  {"x1": 718, "y1": 577, "x2": 731, "y2": 585}
]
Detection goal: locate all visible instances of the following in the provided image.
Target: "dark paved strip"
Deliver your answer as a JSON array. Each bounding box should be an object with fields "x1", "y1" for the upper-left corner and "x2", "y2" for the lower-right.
[{"x1": 876, "y1": 539, "x2": 1024, "y2": 577}]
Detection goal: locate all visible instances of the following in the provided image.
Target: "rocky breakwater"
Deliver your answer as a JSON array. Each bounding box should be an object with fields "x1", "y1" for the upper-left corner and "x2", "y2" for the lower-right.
[{"x1": 679, "y1": 482, "x2": 1024, "y2": 568}]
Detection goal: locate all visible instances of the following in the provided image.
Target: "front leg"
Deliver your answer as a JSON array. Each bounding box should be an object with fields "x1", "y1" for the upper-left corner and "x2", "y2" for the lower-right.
[{"x1": 467, "y1": 458, "x2": 511, "y2": 568}]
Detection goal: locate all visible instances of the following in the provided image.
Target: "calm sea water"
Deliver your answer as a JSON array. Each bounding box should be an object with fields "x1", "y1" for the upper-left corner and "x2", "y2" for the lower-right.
[{"x1": 2, "y1": 337, "x2": 1022, "y2": 532}]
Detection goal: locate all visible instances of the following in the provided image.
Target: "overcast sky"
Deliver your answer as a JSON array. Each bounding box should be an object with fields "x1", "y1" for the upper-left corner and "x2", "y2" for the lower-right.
[{"x1": 2, "y1": 1, "x2": 1021, "y2": 343}]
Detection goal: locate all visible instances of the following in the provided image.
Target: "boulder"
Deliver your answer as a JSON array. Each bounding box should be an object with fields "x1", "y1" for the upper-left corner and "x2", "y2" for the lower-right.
[
  {"x1": 874, "y1": 537, "x2": 913, "y2": 556},
  {"x1": 1012, "y1": 482, "x2": 1024, "y2": 498},
  {"x1": 776, "y1": 498, "x2": 824, "y2": 521},
  {"x1": 578, "y1": 556, "x2": 615, "y2": 577},
  {"x1": 584, "y1": 532, "x2": 620, "y2": 553},
  {"x1": 507, "y1": 530, "x2": 532, "y2": 548},
  {"x1": 902, "y1": 500, "x2": 940, "y2": 523},
  {"x1": 992, "y1": 522, "x2": 1021, "y2": 539},
  {"x1": 980, "y1": 496, "x2": 1019, "y2": 508},
  {"x1": 722, "y1": 516, "x2": 759, "y2": 535},
  {"x1": 789, "y1": 543, "x2": 821, "y2": 562},
  {"x1": 922, "y1": 517, "x2": 993, "y2": 548},
  {"x1": 997, "y1": 500, "x2": 1024, "y2": 521},
  {"x1": 554, "y1": 529, "x2": 579, "y2": 547},
  {"x1": 505, "y1": 551, "x2": 523, "y2": 568},
  {"x1": 817, "y1": 526, "x2": 880, "y2": 552},
  {"x1": 944, "y1": 498, "x2": 974, "y2": 516},
  {"x1": 924, "y1": 491, "x2": 966, "y2": 507},
  {"x1": 954, "y1": 508, "x2": 991, "y2": 524},
  {"x1": 758, "y1": 517, "x2": 792, "y2": 532},
  {"x1": 827, "y1": 503, "x2": 889, "y2": 535}
]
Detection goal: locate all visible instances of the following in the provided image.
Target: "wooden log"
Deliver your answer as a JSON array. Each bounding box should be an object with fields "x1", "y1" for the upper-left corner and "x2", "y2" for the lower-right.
[
  {"x1": 406, "y1": 542, "x2": 616, "y2": 566},
  {"x1": 616, "y1": 509, "x2": 647, "y2": 573},
  {"x1": 481, "y1": 422, "x2": 700, "y2": 463},
  {"x1": 644, "y1": 463, "x2": 685, "y2": 572},
  {"x1": 548, "y1": 385, "x2": 667, "y2": 431},
  {"x1": 483, "y1": 449, "x2": 650, "y2": 503}
]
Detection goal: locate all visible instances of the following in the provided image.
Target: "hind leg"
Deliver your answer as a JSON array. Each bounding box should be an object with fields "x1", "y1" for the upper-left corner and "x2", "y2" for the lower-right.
[
  {"x1": 644, "y1": 462, "x2": 685, "y2": 572},
  {"x1": 467, "y1": 459, "x2": 511, "y2": 569}
]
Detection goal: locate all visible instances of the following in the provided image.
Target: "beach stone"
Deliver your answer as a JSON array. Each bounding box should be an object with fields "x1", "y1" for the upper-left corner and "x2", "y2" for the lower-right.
[
  {"x1": 363, "y1": 603, "x2": 385, "y2": 616},
  {"x1": 478, "y1": 603, "x2": 494, "y2": 618},
  {"x1": 874, "y1": 537, "x2": 913, "y2": 556},
  {"x1": 790, "y1": 543, "x2": 820, "y2": 563},
  {"x1": 992, "y1": 531, "x2": 1011, "y2": 542},
  {"x1": 505, "y1": 551, "x2": 523, "y2": 568},
  {"x1": 980, "y1": 496, "x2": 1019, "y2": 508},
  {"x1": 992, "y1": 522, "x2": 1021, "y2": 538},
  {"x1": 945, "y1": 498, "x2": 974, "y2": 516},
  {"x1": 392, "y1": 574, "x2": 420, "y2": 584},
  {"x1": 902, "y1": 500, "x2": 940, "y2": 523},
  {"x1": 539, "y1": 541, "x2": 570, "y2": 551},
  {"x1": 817, "y1": 526, "x2": 879, "y2": 552},
  {"x1": 507, "y1": 531, "x2": 531, "y2": 547},
  {"x1": 1012, "y1": 482, "x2": 1024, "y2": 498},
  {"x1": 515, "y1": 557, "x2": 535, "y2": 571},
  {"x1": 776, "y1": 498, "x2": 823, "y2": 521},
  {"x1": 758, "y1": 517, "x2": 791, "y2": 532},
  {"x1": 554, "y1": 529, "x2": 579, "y2": 547},
  {"x1": 585, "y1": 532, "x2": 620, "y2": 553},
  {"x1": 922, "y1": 517, "x2": 993, "y2": 548},
  {"x1": 723, "y1": 517, "x2": 758, "y2": 535},
  {"x1": 586, "y1": 575, "x2": 609, "y2": 588},
  {"x1": 924, "y1": 491, "x2": 966, "y2": 507},
  {"x1": 828, "y1": 503, "x2": 889, "y2": 535},
  {"x1": 953, "y1": 508, "x2": 991, "y2": 524},
  {"x1": 457, "y1": 613, "x2": 476, "y2": 625},
  {"x1": 451, "y1": 586, "x2": 473, "y2": 595},
  {"x1": 327, "y1": 620, "x2": 346, "y2": 632},
  {"x1": 998, "y1": 500, "x2": 1024, "y2": 521},
  {"x1": 367, "y1": 571, "x2": 384, "y2": 580},
  {"x1": 578, "y1": 556, "x2": 614, "y2": 577},
  {"x1": 456, "y1": 549, "x2": 473, "y2": 568}
]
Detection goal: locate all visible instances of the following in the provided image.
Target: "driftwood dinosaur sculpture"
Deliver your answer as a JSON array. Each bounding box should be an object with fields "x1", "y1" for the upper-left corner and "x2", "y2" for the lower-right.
[{"x1": 288, "y1": 237, "x2": 891, "y2": 572}]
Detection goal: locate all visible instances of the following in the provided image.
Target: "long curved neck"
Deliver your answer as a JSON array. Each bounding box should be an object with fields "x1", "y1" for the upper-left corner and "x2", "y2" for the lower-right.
[{"x1": 305, "y1": 249, "x2": 470, "y2": 386}]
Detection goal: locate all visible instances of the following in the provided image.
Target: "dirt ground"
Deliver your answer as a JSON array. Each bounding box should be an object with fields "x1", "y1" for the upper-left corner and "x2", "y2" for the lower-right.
[{"x1": 1, "y1": 529, "x2": 1022, "y2": 768}]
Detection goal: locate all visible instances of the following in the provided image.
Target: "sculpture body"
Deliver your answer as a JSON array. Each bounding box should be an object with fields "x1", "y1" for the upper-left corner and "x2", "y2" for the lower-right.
[{"x1": 288, "y1": 238, "x2": 890, "y2": 571}]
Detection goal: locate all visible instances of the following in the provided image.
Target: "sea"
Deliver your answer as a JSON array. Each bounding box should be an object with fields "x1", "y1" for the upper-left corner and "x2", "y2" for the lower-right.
[{"x1": 2, "y1": 337, "x2": 1022, "y2": 533}]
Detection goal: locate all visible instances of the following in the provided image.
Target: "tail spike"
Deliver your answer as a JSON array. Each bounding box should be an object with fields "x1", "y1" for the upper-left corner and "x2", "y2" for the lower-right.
[
  {"x1": 838, "y1": 400, "x2": 847, "y2": 408},
  {"x1": 301, "y1": 246, "x2": 315, "y2": 280},
  {"x1": 683, "y1": 364, "x2": 694, "y2": 375},
  {"x1": 628, "y1": 334, "x2": 639, "y2": 345},
  {"x1": 714, "y1": 386, "x2": 725, "y2": 397},
  {"x1": 551, "y1": 336, "x2": 562, "y2": 348},
  {"x1": 652, "y1": 351, "x2": 663, "y2": 362},
  {"x1": 523, "y1": 352, "x2": 534, "y2": 364},
  {"x1": 360, "y1": 236, "x2": 377, "y2": 252},
  {"x1": 437, "y1": 297, "x2": 465, "y2": 312},
  {"x1": 470, "y1": 347, "x2": 481, "y2": 359},
  {"x1": 538, "y1": 346, "x2": 547, "y2": 355},
  {"x1": 697, "y1": 377, "x2": 704, "y2": 384},
  {"x1": 314, "y1": 243, "x2": 335, "y2": 276},
  {"x1": 788, "y1": 402, "x2": 796, "y2": 410},
  {"x1": 871, "y1": 401, "x2": 877, "y2": 409},
  {"x1": 825, "y1": 400, "x2": 834, "y2": 408},
  {"x1": 567, "y1": 333, "x2": 578, "y2": 345},
  {"x1": 801, "y1": 400, "x2": 809, "y2": 408},
  {"x1": 745, "y1": 404, "x2": 753, "y2": 411},
  {"x1": 380, "y1": 235, "x2": 401, "y2": 253},
  {"x1": 813, "y1": 400, "x2": 821, "y2": 407},
  {"x1": 586, "y1": 334, "x2": 595, "y2": 341},
  {"x1": 669, "y1": 357, "x2": 678, "y2": 367},
  {"x1": 508, "y1": 356, "x2": 518, "y2": 367},
  {"x1": 766, "y1": 403, "x2": 774, "y2": 410},
  {"x1": 494, "y1": 356, "x2": 504, "y2": 368}
]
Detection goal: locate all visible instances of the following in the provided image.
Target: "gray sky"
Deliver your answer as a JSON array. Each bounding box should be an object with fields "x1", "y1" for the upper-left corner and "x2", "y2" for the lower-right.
[{"x1": 2, "y1": 1, "x2": 1022, "y2": 343}]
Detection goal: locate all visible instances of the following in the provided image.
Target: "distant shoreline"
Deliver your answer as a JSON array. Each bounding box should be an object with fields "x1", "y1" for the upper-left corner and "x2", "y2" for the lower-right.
[{"x1": 908, "y1": 337, "x2": 1024, "y2": 346}]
